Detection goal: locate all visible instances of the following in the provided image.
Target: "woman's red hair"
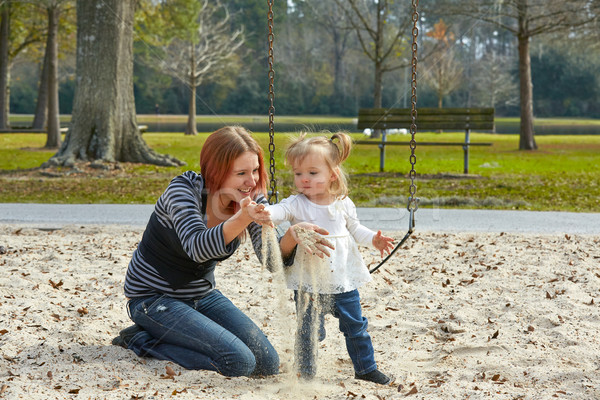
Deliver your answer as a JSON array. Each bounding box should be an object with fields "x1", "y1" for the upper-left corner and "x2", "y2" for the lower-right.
[{"x1": 200, "y1": 126, "x2": 268, "y2": 199}]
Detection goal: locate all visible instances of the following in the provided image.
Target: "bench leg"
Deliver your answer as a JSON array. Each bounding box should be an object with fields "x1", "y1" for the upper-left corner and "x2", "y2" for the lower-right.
[{"x1": 379, "y1": 131, "x2": 387, "y2": 172}]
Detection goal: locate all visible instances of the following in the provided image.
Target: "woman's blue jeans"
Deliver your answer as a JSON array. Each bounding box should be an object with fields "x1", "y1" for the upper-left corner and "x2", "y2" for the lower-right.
[
  {"x1": 294, "y1": 289, "x2": 377, "y2": 378},
  {"x1": 125, "y1": 290, "x2": 279, "y2": 377}
]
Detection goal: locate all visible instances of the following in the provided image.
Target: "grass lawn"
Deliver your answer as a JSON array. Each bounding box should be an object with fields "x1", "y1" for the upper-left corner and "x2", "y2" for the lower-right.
[{"x1": 0, "y1": 129, "x2": 599, "y2": 212}]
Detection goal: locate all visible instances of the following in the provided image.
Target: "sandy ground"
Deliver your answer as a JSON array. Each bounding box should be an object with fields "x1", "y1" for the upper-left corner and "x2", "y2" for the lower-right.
[{"x1": 0, "y1": 224, "x2": 599, "y2": 400}]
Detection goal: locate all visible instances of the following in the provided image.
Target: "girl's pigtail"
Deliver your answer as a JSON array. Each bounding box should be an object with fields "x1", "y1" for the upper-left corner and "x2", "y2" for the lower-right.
[{"x1": 330, "y1": 132, "x2": 352, "y2": 164}]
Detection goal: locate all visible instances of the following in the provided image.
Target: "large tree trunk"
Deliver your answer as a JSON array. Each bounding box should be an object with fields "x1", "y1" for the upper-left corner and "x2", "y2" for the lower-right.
[
  {"x1": 44, "y1": 0, "x2": 183, "y2": 167},
  {"x1": 44, "y1": 4, "x2": 61, "y2": 148},
  {"x1": 517, "y1": 34, "x2": 537, "y2": 150},
  {"x1": 517, "y1": 0, "x2": 537, "y2": 150},
  {"x1": 0, "y1": 3, "x2": 10, "y2": 130},
  {"x1": 32, "y1": 49, "x2": 49, "y2": 130}
]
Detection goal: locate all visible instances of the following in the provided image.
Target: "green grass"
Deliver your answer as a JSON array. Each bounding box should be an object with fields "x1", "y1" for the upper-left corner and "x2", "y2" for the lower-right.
[{"x1": 0, "y1": 130, "x2": 599, "y2": 212}]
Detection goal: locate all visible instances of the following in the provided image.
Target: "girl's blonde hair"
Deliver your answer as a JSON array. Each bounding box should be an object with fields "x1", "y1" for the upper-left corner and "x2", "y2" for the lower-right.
[{"x1": 285, "y1": 131, "x2": 352, "y2": 199}]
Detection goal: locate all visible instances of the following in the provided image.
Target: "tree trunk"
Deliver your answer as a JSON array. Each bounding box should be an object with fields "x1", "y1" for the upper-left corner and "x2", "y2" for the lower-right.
[
  {"x1": 517, "y1": 0, "x2": 537, "y2": 150},
  {"x1": 185, "y1": 84, "x2": 198, "y2": 135},
  {"x1": 517, "y1": 34, "x2": 537, "y2": 150},
  {"x1": 437, "y1": 90, "x2": 443, "y2": 133},
  {"x1": 0, "y1": 3, "x2": 10, "y2": 130},
  {"x1": 331, "y1": 28, "x2": 347, "y2": 115},
  {"x1": 373, "y1": 62, "x2": 383, "y2": 110},
  {"x1": 44, "y1": 4, "x2": 61, "y2": 149},
  {"x1": 372, "y1": 0, "x2": 384, "y2": 111},
  {"x1": 45, "y1": 0, "x2": 183, "y2": 167},
  {"x1": 332, "y1": 35, "x2": 343, "y2": 114},
  {"x1": 371, "y1": 62, "x2": 384, "y2": 139},
  {"x1": 185, "y1": 86, "x2": 198, "y2": 135},
  {"x1": 32, "y1": 49, "x2": 49, "y2": 130},
  {"x1": 370, "y1": 0, "x2": 385, "y2": 139},
  {"x1": 185, "y1": 55, "x2": 198, "y2": 136}
]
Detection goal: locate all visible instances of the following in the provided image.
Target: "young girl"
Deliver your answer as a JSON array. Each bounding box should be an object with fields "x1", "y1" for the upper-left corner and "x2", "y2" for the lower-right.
[{"x1": 266, "y1": 132, "x2": 395, "y2": 385}]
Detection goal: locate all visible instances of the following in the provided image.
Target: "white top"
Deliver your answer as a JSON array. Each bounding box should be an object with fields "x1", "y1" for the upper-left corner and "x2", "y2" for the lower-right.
[{"x1": 266, "y1": 194, "x2": 375, "y2": 294}]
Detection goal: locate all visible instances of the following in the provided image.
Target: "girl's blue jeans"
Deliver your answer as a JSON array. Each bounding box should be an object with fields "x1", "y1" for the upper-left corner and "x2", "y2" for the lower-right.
[
  {"x1": 125, "y1": 290, "x2": 279, "y2": 377},
  {"x1": 294, "y1": 289, "x2": 377, "y2": 378}
]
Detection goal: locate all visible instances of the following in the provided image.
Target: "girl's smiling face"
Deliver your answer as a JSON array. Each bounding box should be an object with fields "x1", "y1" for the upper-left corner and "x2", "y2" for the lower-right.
[{"x1": 292, "y1": 152, "x2": 337, "y2": 204}]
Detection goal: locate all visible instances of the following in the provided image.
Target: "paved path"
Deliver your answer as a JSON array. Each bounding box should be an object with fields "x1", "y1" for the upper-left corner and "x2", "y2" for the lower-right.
[{"x1": 1, "y1": 203, "x2": 599, "y2": 234}]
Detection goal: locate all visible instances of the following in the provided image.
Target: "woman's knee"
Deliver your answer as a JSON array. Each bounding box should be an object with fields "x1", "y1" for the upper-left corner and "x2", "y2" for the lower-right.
[
  {"x1": 215, "y1": 347, "x2": 257, "y2": 377},
  {"x1": 254, "y1": 347, "x2": 279, "y2": 376}
]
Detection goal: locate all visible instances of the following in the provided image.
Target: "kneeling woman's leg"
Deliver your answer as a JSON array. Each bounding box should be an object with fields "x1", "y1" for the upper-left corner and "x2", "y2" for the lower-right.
[
  {"x1": 193, "y1": 289, "x2": 279, "y2": 376},
  {"x1": 127, "y1": 291, "x2": 279, "y2": 377}
]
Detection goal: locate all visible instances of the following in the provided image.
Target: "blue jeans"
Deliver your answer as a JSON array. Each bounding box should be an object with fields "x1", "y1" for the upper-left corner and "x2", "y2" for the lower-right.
[
  {"x1": 294, "y1": 289, "x2": 377, "y2": 378},
  {"x1": 126, "y1": 290, "x2": 279, "y2": 377}
]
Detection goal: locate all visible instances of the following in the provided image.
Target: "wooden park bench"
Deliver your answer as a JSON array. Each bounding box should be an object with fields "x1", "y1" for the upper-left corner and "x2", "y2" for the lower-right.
[{"x1": 356, "y1": 107, "x2": 494, "y2": 173}]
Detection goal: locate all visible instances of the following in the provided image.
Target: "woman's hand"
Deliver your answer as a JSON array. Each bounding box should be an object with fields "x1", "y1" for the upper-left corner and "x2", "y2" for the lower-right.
[
  {"x1": 372, "y1": 230, "x2": 395, "y2": 257},
  {"x1": 290, "y1": 222, "x2": 335, "y2": 258},
  {"x1": 222, "y1": 197, "x2": 272, "y2": 245},
  {"x1": 240, "y1": 197, "x2": 273, "y2": 227}
]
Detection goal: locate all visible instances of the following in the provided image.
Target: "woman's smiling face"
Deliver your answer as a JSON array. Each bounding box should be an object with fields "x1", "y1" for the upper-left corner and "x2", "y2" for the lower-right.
[{"x1": 219, "y1": 151, "x2": 261, "y2": 204}]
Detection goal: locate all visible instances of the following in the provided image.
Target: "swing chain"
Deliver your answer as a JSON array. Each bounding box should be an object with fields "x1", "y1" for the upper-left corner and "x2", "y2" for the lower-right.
[
  {"x1": 407, "y1": 0, "x2": 419, "y2": 214},
  {"x1": 369, "y1": 0, "x2": 419, "y2": 274},
  {"x1": 267, "y1": 0, "x2": 278, "y2": 204}
]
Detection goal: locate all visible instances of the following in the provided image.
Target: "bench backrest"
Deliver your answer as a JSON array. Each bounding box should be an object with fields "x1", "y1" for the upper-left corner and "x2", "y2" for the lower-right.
[{"x1": 358, "y1": 107, "x2": 494, "y2": 131}]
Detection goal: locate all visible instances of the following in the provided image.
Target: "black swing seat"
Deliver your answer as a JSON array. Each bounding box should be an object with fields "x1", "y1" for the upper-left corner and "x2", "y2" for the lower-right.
[{"x1": 369, "y1": 206, "x2": 416, "y2": 274}]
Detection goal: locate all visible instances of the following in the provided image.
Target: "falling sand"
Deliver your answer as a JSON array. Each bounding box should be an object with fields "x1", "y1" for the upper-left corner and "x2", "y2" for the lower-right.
[
  {"x1": 261, "y1": 224, "x2": 332, "y2": 382},
  {"x1": 260, "y1": 225, "x2": 294, "y2": 373}
]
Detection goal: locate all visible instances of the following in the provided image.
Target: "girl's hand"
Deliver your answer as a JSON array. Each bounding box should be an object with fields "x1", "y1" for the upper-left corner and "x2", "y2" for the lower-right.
[
  {"x1": 240, "y1": 197, "x2": 273, "y2": 227},
  {"x1": 291, "y1": 222, "x2": 334, "y2": 258},
  {"x1": 373, "y1": 230, "x2": 395, "y2": 257}
]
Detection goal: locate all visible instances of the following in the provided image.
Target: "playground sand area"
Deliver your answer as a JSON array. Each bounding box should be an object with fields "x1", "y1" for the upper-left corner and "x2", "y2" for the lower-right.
[{"x1": 0, "y1": 224, "x2": 599, "y2": 399}]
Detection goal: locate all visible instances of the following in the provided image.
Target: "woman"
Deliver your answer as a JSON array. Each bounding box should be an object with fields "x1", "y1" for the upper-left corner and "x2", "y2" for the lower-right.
[{"x1": 112, "y1": 126, "x2": 331, "y2": 377}]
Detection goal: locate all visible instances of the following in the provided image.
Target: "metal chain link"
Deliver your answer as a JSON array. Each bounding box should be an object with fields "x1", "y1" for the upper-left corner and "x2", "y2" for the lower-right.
[
  {"x1": 267, "y1": 0, "x2": 278, "y2": 204},
  {"x1": 370, "y1": 0, "x2": 420, "y2": 274},
  {"x1": 407, "y1": 0, "x2": 419, "y2": 213}
]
